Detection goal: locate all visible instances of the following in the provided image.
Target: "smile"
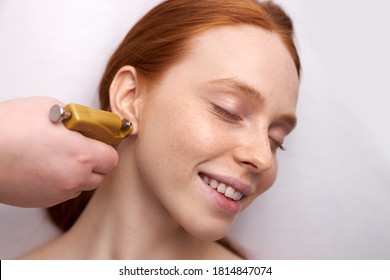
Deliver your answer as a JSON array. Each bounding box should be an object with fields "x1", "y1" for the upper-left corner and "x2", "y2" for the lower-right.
[{"x1": 200, "y1": 174, "x2": 244, "y2": 201}]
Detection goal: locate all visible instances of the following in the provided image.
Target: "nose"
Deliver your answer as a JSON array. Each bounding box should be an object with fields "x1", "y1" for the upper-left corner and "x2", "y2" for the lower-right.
[{"x1": 233, "y1": 131, "x2": 273, "y2": 173}]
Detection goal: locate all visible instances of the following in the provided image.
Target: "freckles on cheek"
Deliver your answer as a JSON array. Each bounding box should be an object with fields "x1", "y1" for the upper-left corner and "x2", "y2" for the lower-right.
[
  {"x1": 171, "y1": 118, "x2": 208, "y2": 154},
  {"x1": 170, "y1": 110, "x2": 226, "y2": 163},
  {"x1": 142, "y1": 93, "x2": 228, "y2": 167}
]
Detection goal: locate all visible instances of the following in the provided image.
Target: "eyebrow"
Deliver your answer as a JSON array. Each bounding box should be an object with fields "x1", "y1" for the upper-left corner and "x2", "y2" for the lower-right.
[
  {"x1": 206, "y1": 78, "x2": 298, "y2": 131},
  {"x1": 207, "y1": 78, "x2": 265, "y2": 104}
]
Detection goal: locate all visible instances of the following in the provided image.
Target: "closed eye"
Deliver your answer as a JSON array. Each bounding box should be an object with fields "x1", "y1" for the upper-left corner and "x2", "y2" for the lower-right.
[
  {"x1": 269, "y1": 137, "x2": 286, "y2": 152},
  {"x1": 212, "y1": 104, "x2": 242, "y2": 122},
  {"x1": 211, "y1": 103, "x2": 286, "y2": 151}
]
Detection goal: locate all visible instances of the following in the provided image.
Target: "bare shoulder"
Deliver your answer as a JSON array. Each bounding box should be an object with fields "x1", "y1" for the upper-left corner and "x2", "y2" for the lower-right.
[
  {"x1": 18, "y1": 236, "x2": 72, "y2": 260},
  {"x1": 204, "y1": 241, "x2": 245, "y2": 260},
  {"x1": 18, "y1": 243, "x2": 57, "y2": 260}
]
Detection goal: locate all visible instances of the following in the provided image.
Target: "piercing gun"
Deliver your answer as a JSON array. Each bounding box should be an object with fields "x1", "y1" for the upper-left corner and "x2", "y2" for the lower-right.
[{"x1": 49, "y1": 103, "x2": 132, "y2": 145}]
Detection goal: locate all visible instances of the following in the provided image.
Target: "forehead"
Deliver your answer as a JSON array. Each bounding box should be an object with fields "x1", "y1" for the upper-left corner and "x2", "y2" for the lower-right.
[{"x1": 183, "y1": 25, "x2": 299, "y2": 106}]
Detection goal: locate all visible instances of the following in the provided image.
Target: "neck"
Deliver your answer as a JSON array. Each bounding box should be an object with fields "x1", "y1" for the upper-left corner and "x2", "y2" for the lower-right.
[{"x1": 62, "y1": 140, "x2": 208, "y2": 259}]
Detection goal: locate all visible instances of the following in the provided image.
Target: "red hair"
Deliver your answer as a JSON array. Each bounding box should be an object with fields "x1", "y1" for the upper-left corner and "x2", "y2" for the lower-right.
[
  {"x1": 48, "y1": 0, "x2": 301, "y2": 256},
  {"x1": 99, "y1": 0, "x2": 300, "y2": 110}
]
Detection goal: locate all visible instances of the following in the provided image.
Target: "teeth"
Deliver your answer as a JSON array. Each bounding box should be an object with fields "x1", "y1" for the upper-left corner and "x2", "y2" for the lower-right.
[
  {"x1": 209, "y1": 179, "x2": 218, "y2": 189},
  {"x1": 225, "y1": 186, "x2": 235, "y2": 198},
  {"x1": 217, "y1": 183, "x2": 226, "y2": 193},
  {"x1": 201, "y1": 175, "x2": 244, "y2": 201},
  {"x1": 233, "y1": 192, "x2": 243, "y2": 201}
]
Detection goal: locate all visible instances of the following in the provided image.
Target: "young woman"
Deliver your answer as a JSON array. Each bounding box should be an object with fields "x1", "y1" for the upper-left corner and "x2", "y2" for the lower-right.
[{"x1": 22, "y1": 0, "x2": 301, "y2": 259}]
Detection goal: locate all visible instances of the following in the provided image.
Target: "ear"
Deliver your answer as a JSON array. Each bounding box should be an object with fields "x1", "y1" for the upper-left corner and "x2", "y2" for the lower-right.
[{"x1": 109, "y1": 66, "x2": 141, "y2": 134}]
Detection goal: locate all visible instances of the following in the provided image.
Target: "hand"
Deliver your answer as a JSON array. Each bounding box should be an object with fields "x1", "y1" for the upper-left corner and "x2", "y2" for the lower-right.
[{"x1": 0, "y1": 97, "x2": 119, "y2": 207}]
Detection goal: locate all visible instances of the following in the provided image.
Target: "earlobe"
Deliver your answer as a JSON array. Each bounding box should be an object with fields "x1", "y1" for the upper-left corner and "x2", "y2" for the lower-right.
[{"x1": 109, "y1": 66, "x2": 140, "y2": 134}]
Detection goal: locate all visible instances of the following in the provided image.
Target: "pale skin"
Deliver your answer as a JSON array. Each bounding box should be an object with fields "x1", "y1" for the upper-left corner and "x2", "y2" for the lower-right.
[{"x1": 21, "y1": 25, "x2": 299, "y2": 259}]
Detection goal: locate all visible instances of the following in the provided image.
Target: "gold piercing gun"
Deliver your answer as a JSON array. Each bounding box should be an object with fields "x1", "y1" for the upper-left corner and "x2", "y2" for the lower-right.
[{"x1": 49, "y1": 103, "x2": 132, "y2": 145}]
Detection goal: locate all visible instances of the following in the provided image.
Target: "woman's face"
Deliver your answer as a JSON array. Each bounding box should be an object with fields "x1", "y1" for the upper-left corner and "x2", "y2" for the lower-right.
[{"x1": 134, "y1": 25, "x2": 299, "y2": 240}]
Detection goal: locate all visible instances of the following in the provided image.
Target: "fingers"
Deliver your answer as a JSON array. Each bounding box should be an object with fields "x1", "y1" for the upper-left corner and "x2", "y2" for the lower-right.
[
  {"x1": 0, "y1": 97, "x2": 121, "y2": 207},
  {"x1": 76, "y1": 138, "x2": 118, "y2": 191},
  {"x1": 80, "y1": 172, "x2": 105, "y2": 192},
  {"x1": 74, "y1": 137, "x2": 119, "y2": 191},
  {"x1": 60, "y1": 131, "x2": 119, "y2": 194},
  {"x1": 87, "y1": 139, "x2": 119, "y2": 175}
]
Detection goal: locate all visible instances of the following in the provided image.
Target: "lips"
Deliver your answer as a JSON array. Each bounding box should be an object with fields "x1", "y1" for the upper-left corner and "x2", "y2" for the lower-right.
[
  {"x1": 200, "y1": 174, "x2": 244, "y2": 201},
  {"x1": 199, "y1": 172, "x2": 252, "y2": 201}
]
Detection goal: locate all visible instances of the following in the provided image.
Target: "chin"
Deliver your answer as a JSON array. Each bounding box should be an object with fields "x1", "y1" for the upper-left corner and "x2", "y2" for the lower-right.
[
  {"x1": 182, "y1": 217, "x2": 235, "y2": 241},
  {"x1": 191, "y1": 230, "x2": 228, "y2": 242}
]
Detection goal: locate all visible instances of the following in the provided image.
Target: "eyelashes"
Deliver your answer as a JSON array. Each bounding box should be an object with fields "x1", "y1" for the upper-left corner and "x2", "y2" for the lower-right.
[
  {"x1": 212, "y1": 104, "x2": 242, "y2": 122},
  {"x1": 270, "y1": 138, "x2": 286, "y2": 151},
  {"x1": 211, "y1": 104, "x2": 286, "y2": 152}
]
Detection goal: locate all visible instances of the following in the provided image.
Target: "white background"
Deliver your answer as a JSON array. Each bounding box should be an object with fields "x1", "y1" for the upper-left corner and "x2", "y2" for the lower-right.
[{"x1": 0, "y1": 0, "x2": 389, "y2": 259}]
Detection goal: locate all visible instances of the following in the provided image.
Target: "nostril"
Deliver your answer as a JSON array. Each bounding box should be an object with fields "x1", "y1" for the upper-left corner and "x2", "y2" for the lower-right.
[
  {"x1": 233, "y1": 145, "x2": 273, "y2": 173},
  {"x1": 242, "y1": 161, "x2": 258, "y2": 170}
]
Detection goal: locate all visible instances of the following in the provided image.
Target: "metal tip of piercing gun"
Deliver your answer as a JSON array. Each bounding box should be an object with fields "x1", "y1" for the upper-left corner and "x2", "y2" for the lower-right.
[{"x1": 49, "y1": 104, "x2": 132, "y2": 145}]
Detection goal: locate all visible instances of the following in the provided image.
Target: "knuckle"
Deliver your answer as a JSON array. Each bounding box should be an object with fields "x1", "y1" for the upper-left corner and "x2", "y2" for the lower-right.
[
  {"x1": 107, "y1": 149, "x2": 119, "y2": 169},
  {"x1": 62, "y1": 169, "x2": 89, "y2": 192},
  {"x1": 76, "y1": 152, "x2": 94, "y2": 167}
]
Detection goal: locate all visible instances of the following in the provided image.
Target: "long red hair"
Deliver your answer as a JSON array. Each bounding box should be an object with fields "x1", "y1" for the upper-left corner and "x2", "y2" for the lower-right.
[{"x1": 48, "y1": 0, "x2": 301, "y2": 256}]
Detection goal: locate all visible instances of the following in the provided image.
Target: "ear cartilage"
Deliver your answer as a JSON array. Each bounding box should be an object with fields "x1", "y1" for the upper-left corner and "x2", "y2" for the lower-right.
[{"x1": 49, "y1": 103, "x2": 131, "y2": 145}]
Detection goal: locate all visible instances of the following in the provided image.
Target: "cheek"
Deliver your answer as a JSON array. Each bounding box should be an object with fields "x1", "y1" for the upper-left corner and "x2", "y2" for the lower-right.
[{"x1": 134, "y1": 96, "x2": 212, "y2": 187}]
